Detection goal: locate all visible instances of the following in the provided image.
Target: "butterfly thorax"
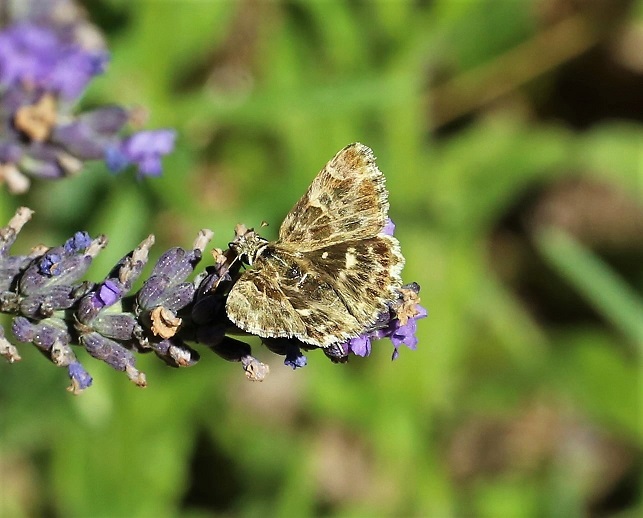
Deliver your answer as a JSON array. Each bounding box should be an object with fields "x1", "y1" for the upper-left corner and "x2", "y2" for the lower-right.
[{"x1": 229, "y1": 228, "x2": 270, "y2": 266}]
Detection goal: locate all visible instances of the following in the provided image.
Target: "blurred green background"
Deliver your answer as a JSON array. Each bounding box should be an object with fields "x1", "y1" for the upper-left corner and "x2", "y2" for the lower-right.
[{"x1": 1, "y1": 0, "x2": 642, "y2": 516}]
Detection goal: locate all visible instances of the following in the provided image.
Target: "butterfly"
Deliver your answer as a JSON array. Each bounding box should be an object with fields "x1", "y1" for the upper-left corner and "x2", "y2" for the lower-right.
[{"x1": 225, "y1": 143, "x2": 404, "y2": 348}]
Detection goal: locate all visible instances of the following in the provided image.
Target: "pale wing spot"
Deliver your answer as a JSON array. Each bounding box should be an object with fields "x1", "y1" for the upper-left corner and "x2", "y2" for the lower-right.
[
  {"x1": 321, "y1": 251, "x2": 329, "y2": 259},
  {"x1": 307, "y1": 185, "x2": 328, "y2": 210},
  {"x1": 345, "y1": 249, "x2": 357, "y2": 269}
]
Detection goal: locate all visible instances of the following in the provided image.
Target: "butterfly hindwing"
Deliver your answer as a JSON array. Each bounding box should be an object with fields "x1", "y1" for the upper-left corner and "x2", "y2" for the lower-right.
[{"x1": 227, "y1": 245, "x2": 363, "y2": 346}]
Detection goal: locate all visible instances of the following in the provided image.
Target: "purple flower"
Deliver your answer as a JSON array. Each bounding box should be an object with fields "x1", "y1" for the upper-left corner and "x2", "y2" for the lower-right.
[
  {"x1": 0, "y1": 19, "x2": 175, "y2": 192},
  {"x1": 38, "y1": 252, "x2": 62, "y2": 276},
  {"x1": 106, "y1": 129, "x2": 176, "y2": 177},
  {"x1": 346, "y1": 285, "x2": 427, "y2": 360},
  {"x1": 389, "y1": 306, "x2": 426, "y2": 357},
  {"x1": 95, "y1": 280, "x2": 121, "y2": 308},
  {"x1": 348, "y1": 334, "x2": 372, "y2": 357},
  {"x1": 0, "y1": 23, "x2": 107, "y2": 99},
  {"x1": 64, "y1": 231, "x2": 91, "y2": 254},
  {"x1": 48, "y1": 46, "x2": 108, "y2": 99},
  {"x1": 68, "y1": 361, "x2": 93, "y2": 392},
  {"x1": 382, "y1": 218, "x2": 396, "y2": 236},
  {"x1": 284, "y1": 345, "x2": 307, "y2": 369}
]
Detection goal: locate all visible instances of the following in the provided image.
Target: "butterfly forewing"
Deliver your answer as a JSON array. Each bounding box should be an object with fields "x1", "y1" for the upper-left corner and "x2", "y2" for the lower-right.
[{"x1": 278, "y1": 143, "x2": 389, "y2": 249}]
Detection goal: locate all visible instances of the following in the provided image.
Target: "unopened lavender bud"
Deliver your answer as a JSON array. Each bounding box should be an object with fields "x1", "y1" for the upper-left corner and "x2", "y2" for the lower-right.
[
  {"x1": 18, "y1": 147, "x2": 66, "y2": 179},
  {"x1": 195, "y1": 323, "x2": 226, "y2": 348},
  {"x1": 19, "y1": 250, "x2": 92, "y2": 295},
  {"x1": 136, "y1": 275, "x2": 171, "y2": 310},
  {"x1": 149, "y1": 247, "x2": 200, "y2": 283},
  {"x1": 12, "y1": 316, "x2": 70, "y2": 352},
  {"x1": 191, "y1": 292, "x2": 225, "y2": 326},
  {"x1": 80, "y1": 106, "x2": 130, "y2": 133},
  {"x1": 80, "y1": 331, "x2": 140, "y2": 377},
  {"x1": 323, "y1": 343, "x2": 349, "y2": 364},
  {"x1": 11, "y1": 317, "x2": 35, "y2": 342},
  {"x1": 68, "y1": 361, "x2": 93, "y2": 394},
  {"x1": 210, "y1": 336, "x2": 251, "y2": 362},
  {"x1": 159, "y1": 283, "x2": 196, "y2": 312},
  {"x1": 51, "y1": 122, "x2": 110, "y2": 160},
  {"x1": 90, "y1": 313, "x2": 139, "y2": 341},
  {"x1": 0, "y1": 255, "x2": 32, "y2": 291},
  {"x1": 19, "y1": 285, "x2": 82, "y2": 317},
  {"x1": 151, "y1": 338, "x2": 200, "y2": 367}
]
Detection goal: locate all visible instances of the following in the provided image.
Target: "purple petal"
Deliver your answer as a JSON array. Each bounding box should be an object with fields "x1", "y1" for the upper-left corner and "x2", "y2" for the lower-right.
[
  {"x1": 64, "y1": 231, "x2": 91, "y2": 254},
  {"x1": 0, "y1": 23, "x2": 107, "y2": 99},
  {"x1": 382, "y1": 218, "x2": 396, "y2": 236},
  {"x1": 96, "y1": 279, "x2": 121, "y2": 307},
  {"x1": 68, "y1": 361, "x2": 93, "y2": 390},
  {"x1": 284, "y1": 344, "x2": 307, "y2": 369},
  {"x1": 38, "y1": 252, "x2": 62, "y2": 276},
  {"x1": 348, "y1": 335, "x2": 371, "y2": 357},
  {"x1": 120, "y1": 129, "x2": 176, "y2": 177},
  {"x1": 104, "y1": 145, "x2": 129, "y2": 173}
]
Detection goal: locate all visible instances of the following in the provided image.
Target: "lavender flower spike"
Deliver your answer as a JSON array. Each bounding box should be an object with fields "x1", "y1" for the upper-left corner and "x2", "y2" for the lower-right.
[
  {"x1": 0, "y1": 15, "x2": 177, "y2": 192},
  {"x1": 0, "y1": 205, "x2": 424, "y2": 392}
]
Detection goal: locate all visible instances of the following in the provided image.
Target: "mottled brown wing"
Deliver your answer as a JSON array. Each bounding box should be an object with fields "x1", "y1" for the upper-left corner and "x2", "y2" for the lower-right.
[
  {"x1": 303, "y1": 235, "x2": 404, "y2": 327},
  {"x1": 226, "y1": 268, "x2": 308, "y2": 342},
  {"x1": 226, "y1": 238, "x2": 404, "y2": 347},
  {"x1": 226, "y1": 246, "x2": 368, "y2": 347},
  {"x1": 278, "y1": 143, "x2": 389, "y2": 250}
]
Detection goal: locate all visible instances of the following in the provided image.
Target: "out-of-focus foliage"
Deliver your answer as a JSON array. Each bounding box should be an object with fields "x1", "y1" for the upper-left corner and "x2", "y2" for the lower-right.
[{"x1": 1, "y1": 0, "x2": 641, "y2": 516}]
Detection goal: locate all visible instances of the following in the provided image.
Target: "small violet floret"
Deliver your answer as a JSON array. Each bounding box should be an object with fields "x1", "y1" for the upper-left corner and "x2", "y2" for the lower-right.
[
  {"x1": 382, "y1": 218, "x2": 396, "y2": 236},
  {"x1": 64, "y1": 231, "x2": 92, "y2": 254},
  {"x1": 95, "y1": 280, "x2": 121, "y2": 308},
  {"x1": 284, "y1": 344, "x2": 308, "y2": 369},
  {"x1": 348, "y1": 334, "x2": 371, "y2": 357},
  {"x1": 106, "y1": 129, "x2": 176, "y2": 177},
  {"x1": 68, "y1": 361, "x2": 93, "y2": 391},
  {"x1": 38, "y1": 252, "x2": 62, "y2": 276}
]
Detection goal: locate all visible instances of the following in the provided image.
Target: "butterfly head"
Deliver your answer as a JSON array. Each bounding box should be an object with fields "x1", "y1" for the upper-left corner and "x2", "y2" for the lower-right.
[{"x1": 229, "y1": 225, "x2": 269, "y2": 266}]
